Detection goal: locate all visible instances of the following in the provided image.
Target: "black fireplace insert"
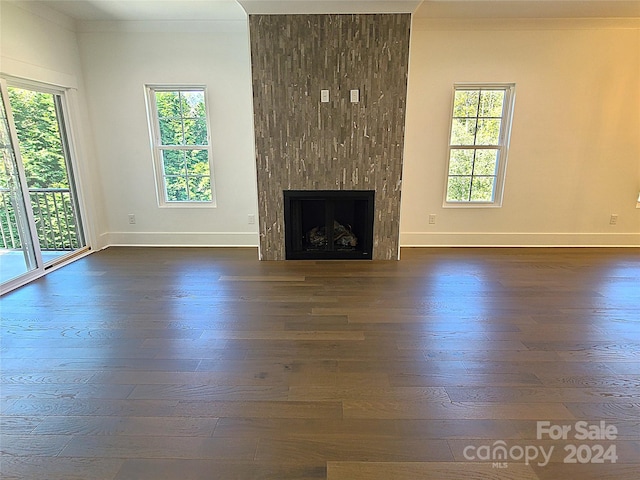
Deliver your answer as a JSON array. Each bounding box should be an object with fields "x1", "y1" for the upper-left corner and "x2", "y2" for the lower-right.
[{"x1": 284, "y1": 190, "x2": 374, "y2": 260}]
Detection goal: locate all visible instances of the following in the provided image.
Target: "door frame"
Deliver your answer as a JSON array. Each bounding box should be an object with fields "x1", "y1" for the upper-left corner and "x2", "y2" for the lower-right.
[{"x1": 0, "y1": 77, "x2": 92, "y2": 295}]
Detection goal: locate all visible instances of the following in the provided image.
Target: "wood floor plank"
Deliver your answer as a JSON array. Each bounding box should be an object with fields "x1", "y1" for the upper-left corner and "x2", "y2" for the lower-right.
[
  {"x1": 199, "y1": 330, "x2": 366, "y2": 341},
  {"x1": 0, "y1": 415, "x2": 43, "y2": 434},
  {"x1": 444, "y1": 386, "x2": 640, "y2": 403},
  {"x1": 563, "y1": 402, "x2": 640, "y2": 420},
  {"x1": 127, "y1": 384, "x2": 289, "y2": 401},
  {"x1": 397, "y1": 338, "x2": 529, "y2": 351},
  {"x1": 219, "y1": 275, "x2": 306, "y2": 282},
  {"x1": 462, "y1": 360, "x2": 615, "y2": 376},
  {"x1": 285, "y1": 372, "x2": 390, "y2": 387},
  {"x1": 342, "y1": 400, "x2": 576, "y2": 420},
  {"x1": 2, "y1": 398, "x2": 179, "y2": 417},
  {"x1": 327, "y1": 461, "x2": 540, "y2": 480},
  {"x1": 173, "y1": 400, "x2": 344, "y2": 419},
  {"x1": 88, "y1": 369, "x2": 286, "y2": 386},
  {"x1": 0, "y1": 383, "x2": 136, "y2": 400},
  {"x1": 389, "y1": 372, "x2": 543, "y2": 387},
  {"x1": 0, "y1": 370, "x2": 99, "y2": 384},
  {"x1": 195, "y1": 358, "x2": 340, "y2": 374},
  {"x1": 535, "y1": 374, "x2": 640, "y2": 389},
  {"x1": 603, "y1": 362, "x2": 640, "y2": 375},
  {"x1": 287, "y1": 385, "x2": 450, "y2": 402},
  {"x1": 531, "y1": 463, "x2": 640, "y2": 480},
  {"x1": 32, "y1": 415, "x2": 219, "y2": 436},
  {"x1": 212, "y1": 418, "x2": 525, "y2": 441},
  {"x1": 337, "y1": 359, "x2": 469, "y2": 375},
  {"x1": 0, "y1": 457, "x2": 124, "y2": 480},
  {"x1": 60, "y1": 435, "x2": 258, "y2": 460},
  {"x1": 254, "y1": 435, "x2": 454, "y2": 463},
  {"x1": 0, "y1": 357, "x2": 201, "y2": 373},
  {"x1": 0, "y1": 434, "x2": 71, "y2": 457},
  {"x1": 114, "y1": 459, "x2": 326, "y2": 480}
]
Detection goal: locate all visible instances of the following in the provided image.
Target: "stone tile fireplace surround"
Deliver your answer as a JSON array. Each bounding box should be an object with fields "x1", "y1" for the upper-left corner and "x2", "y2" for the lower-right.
[{"x1": 249, "y1": 14, "x2": 411, "y2": 260}]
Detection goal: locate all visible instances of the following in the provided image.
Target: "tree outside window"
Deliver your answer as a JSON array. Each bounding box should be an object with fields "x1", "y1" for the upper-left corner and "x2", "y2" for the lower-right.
[{"x1": 147, "y1": 87, "x2": 214, "y2": 205}]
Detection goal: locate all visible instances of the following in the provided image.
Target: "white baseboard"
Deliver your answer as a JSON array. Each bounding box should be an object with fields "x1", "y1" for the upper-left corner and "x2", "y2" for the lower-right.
[
  {"x1": 400, "y1": 232, "x2": 640, "y2": 247},
  {"x1": 98, "y1": 231, "x2": 639, "y2": 250},
  {"x1": 101, "y1": 231, "x2": 259, "y2": 247}
]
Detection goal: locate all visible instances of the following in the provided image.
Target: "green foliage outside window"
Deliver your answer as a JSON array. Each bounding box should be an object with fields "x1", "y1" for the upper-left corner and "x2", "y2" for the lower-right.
[
  {"x1": 1, "y1": 87, "x2": 81, "y2": 251},
  {"x1": 153, "y1": 89, "x2": 212, "y2": 202},
  {"x1": 7, "y1": 88, "x2": 68, "y2": 189},
  {"x1": 447, "y1": 88, "x2": 508, "y2": 203}
]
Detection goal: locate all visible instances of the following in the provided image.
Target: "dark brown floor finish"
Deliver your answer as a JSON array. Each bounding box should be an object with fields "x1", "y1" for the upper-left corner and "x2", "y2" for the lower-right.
[{"x1": 0, "y1": 247, "x2": 638, "y2": 479}]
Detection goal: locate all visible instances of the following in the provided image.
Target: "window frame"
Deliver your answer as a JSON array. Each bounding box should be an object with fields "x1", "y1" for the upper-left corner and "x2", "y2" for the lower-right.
[
  {"x1": 443, "y1": 83, "x2": 515, "y2": 208},
  {"x1": 145, "y1": 84, "x2": 216, "y2": 207}
]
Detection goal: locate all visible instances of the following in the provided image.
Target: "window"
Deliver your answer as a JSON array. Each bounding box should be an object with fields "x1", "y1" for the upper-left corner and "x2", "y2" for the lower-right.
[
  {"x1": 444, "y1": 84, "x2": 515, "y2": 206},
  {"x1": 146, "y1": 86, "x2": 214, "y2": 205}
]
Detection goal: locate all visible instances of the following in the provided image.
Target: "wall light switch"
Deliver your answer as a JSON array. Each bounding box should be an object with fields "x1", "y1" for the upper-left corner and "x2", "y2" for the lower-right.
[
  {"x1": 321, "y1": 89, "x2": 330, "y2": 103},
  {"x1": 350, "y1": 89, "x2": 360, "y2": 103}
]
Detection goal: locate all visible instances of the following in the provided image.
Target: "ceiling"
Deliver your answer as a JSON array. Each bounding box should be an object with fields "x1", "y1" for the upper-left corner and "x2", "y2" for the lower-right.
[
  {"x1": 14, "y1": 0, "x2": 247, "y2": 21},
  {"x1": 414, "y1": 1, "x2": 640, "y2": 18},
  {"x1": 12, "y1": 0, "x2": 640, "y2": 22}
]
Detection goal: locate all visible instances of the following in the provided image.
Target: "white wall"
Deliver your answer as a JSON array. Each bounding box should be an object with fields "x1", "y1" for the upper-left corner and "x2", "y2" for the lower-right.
[
  {"x1": 76, "y1": 20, "x2": 259, "y2": 247},
  {"x1": 401, "y1": 18, "x2": 640, "y2": 246},
  {"x1": 0, "y1": 0, "x2": 106, "y2": 249},
  {"x1": 1, "y1": 1, "x2": 79, "y2": 85}
]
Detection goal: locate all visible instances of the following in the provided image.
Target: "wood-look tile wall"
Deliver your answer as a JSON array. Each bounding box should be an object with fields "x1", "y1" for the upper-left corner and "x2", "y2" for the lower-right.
[{"x1": 249, "y1": 14, "x2": 411, "y2": 260}]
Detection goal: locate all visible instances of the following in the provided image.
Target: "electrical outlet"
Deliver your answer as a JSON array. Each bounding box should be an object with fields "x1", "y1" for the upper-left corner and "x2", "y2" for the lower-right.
[
  {"x1": 128, "y1": 214, "x2": 136, "y2": 224},
  {"x1": 320, "y1": 89, "x2": 329, "y2": 103},
  {"x1": 609, "y1": 214, "x2": 618, "y2": 225},
  {"x1": 429, "y1": 214, "x2": 436, "y2": 225},
  {"x1": 248, "y1": 214, "x2": 255, "y2": 225}
]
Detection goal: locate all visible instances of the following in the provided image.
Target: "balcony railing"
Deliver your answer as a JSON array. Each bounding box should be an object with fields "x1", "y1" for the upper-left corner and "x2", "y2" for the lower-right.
[{"x1": 0, "y1": 188, "x2": 82, "y2": 251}]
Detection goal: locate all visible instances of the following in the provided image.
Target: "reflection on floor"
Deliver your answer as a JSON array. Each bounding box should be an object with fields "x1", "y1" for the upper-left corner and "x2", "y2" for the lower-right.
[{"x1": 0, "y1": 249, "x2": 74, "y2": 283}]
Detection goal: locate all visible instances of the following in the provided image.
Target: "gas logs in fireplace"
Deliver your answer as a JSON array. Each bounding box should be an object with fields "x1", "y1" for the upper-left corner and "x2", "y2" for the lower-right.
[{"x1": 307, "y1": 221, "x2": 358, "y2": 250}]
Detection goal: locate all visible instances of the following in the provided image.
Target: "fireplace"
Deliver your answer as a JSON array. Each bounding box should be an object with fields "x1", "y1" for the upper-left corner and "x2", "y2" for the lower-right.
[{"x1": 284, "y1": 190, "x2": 375, "y2": 260}]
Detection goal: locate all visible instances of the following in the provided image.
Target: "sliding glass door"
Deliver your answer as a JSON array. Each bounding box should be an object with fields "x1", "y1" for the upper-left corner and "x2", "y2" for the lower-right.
[
  {"x1": 0, "y1": 82, "x2": 38, "y2": 284},
  {"x1": 0, "y1": 78, "x2": 86, "y2": 291}
]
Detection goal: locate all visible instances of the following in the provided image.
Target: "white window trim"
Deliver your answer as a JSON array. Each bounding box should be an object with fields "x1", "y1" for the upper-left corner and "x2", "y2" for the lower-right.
[
  {"x1": 144, "y1": 84, "x2": 216, "y2": 208},
  {"x1": 442, "y1": 83, "x2": 516, "y2": 208}
]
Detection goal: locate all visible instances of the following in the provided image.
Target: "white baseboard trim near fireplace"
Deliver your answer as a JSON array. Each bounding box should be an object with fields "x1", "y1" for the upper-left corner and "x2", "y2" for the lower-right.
[
  {"x1": 102, "y1": 231, "x2": 260, "y2": 248},
  {"x1": 400, "y1": 232, "x2": 640, "y2": 247}
]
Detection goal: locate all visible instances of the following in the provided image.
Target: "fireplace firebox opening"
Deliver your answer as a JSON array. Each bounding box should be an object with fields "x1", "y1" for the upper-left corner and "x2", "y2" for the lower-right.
[{"x1": 284, "y1": 190, "x2": 375, "y2": 260}]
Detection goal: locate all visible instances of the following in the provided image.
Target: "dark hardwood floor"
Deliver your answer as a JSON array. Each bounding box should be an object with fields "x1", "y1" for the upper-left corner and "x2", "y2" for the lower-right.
[{"x1": 1, "y1": 247, "x2": 638, "y2": 479}]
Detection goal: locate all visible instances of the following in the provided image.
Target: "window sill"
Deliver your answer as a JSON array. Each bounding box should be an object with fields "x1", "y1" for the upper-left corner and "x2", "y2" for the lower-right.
[
  {"x1": 158, "y1": 202, "x2": 217, "y2": 209},
  {"x1": 442, "y1": 202, "x2": 503, "y2": 208}
]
